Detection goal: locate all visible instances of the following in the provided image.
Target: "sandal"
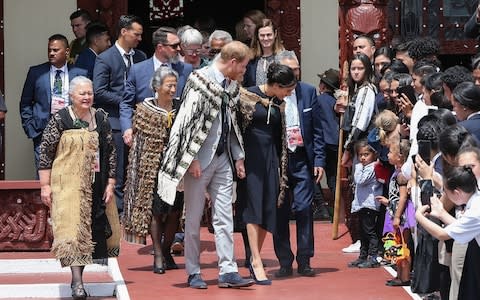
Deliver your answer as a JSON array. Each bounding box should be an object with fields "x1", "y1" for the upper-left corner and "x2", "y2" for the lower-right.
[
  {"x1": 71, "y1": 282, "x2": 87, "y2": 300},
  {"x1": 385, "y1": 279, "x2": 411, "y2": 287}
]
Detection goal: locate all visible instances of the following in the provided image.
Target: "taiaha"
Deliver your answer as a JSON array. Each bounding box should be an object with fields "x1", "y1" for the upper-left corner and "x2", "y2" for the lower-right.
[{"x1": 332, "y1": 60, "x2": 349, "y2": 240}]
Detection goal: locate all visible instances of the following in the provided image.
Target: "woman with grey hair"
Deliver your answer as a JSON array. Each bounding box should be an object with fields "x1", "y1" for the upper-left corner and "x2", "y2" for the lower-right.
[
  {"x1": 39, "y1": 76, "x2": 117, "y2": 299},
  {"x1": 180, "y1": 28, "x2": 205, "y2": 69},
  {"x1": 207, "y1": 30, "x2": 233, "y2": 60},
  {"x1": 123, "y1": 66, "x2": 183, "y2": 274}
]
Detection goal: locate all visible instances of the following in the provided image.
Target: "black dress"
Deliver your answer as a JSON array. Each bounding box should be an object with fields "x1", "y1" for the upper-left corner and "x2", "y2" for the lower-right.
[{"x1": 237, "y1": 86, "x2": 282, "y2": 233}]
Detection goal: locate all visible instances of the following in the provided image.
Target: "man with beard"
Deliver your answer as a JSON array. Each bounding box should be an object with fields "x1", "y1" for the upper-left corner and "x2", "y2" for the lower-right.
[
  {"x1": 93, "y1": 15, "x2": 147, "y2": 215},
  {"x1": 120, "y1": 26, "x2": 192, "y2": 146},
  {"x1": 157, "y1": 41, "x2": 254, "y2": 289}
]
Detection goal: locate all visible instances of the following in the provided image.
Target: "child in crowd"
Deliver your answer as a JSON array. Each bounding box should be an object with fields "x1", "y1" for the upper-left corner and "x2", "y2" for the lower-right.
[
  {"x1": 348, "y1": 140, "x2": 383, "y2": 268},
  {"x1": 377, "y1": 138, "x2": 415, "y2": 286}
]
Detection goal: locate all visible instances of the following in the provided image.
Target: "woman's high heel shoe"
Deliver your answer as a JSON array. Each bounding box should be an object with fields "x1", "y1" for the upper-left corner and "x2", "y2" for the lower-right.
[
  {"x1": 153, "y1": 256, "x2": 165, "y2": 274},
  {"x1": 71, "y1": 282, "x2": 87, "y2": 300},
  {"x1": 249, "y1": 263, "x2": 272, "y2": 285}
]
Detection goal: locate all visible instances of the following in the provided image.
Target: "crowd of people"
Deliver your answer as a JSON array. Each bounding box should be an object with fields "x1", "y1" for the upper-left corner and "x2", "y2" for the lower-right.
[{"x1": 22, "y1": 5, "x2": 480, "y2": 300}]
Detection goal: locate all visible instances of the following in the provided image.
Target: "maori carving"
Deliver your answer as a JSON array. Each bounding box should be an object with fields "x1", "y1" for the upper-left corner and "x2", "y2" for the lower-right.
[
  {"x1": 266, "y1": 0, "x2": 301, "y2": 63},
  {"x1": 339, "y1": 0, "x2": 390, "y2": 67},
  {"x1": 0, "y1": 188, "x2": 52, "y2": 250}
]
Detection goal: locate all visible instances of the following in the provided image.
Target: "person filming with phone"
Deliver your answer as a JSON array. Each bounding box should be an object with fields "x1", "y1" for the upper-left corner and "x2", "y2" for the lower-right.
[{"x1": 416, "y1": 164, "x2": 480, "y2": 300}]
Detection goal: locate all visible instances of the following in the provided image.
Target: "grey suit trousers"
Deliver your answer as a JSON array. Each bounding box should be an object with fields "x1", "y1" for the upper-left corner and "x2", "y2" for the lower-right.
[{"x1": 183, "y1": 152, "x2": 238, "y2": 275}]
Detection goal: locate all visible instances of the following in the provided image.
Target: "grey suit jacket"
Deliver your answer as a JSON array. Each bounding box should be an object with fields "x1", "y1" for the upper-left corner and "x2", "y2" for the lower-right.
[{"x1": 194, "y1": 66, "x2": 244, "y2": 170}]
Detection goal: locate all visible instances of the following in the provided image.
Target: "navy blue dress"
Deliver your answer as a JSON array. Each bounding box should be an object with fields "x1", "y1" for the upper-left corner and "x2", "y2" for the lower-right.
[{"x1": 237, "y1": 86, "x2": 282, "y2": 233}]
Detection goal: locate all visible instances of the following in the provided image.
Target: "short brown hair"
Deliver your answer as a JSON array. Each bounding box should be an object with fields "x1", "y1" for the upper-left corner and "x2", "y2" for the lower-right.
[{"x1": 220, "y1": 41, "x2": 251, "y2": 62}]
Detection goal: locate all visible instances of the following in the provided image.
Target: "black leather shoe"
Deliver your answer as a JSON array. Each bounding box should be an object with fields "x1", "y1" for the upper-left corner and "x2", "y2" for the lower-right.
[
  {"x1": 298, "y1": 265, "x2": 316, "y2": 277},
  {"x1": 274, "y1": 266, "x2": 293, "y2": 278},
  {"x1": 164, "y1": 254, "x2": 178, "y2": 270}
]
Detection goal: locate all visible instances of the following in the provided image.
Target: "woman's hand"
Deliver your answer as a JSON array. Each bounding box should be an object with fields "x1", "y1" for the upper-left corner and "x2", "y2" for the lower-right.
[
  {"x1": 103, "y1": 182, "x2": 115, "y2": 204},
  {"x1": 41, "y1": 184, "x2": 52, "y2": 208},
  {"x1": 415, "y1": 155, "x2": 433, "y2": 180},
  {"x1": 399, "y1": 93, "x2": 413, "y2": 119},
  {"x1": 428, "y1": 194, "x2": 445, "y2": 219}
]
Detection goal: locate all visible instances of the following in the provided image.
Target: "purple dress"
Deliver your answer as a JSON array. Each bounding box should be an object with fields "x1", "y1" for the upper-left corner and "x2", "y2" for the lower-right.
[{"x1": 383, "y1": 169, "x2": 416, "y2": 235}]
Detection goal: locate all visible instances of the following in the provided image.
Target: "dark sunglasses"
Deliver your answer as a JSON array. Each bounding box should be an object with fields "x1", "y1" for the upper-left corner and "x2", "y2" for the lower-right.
[
  {"x1": 163, "y1": 42, "x2": 181, "y2": 49},
  {"x1": 209, "y1": 48, "x2": 221, "y2": 55}
]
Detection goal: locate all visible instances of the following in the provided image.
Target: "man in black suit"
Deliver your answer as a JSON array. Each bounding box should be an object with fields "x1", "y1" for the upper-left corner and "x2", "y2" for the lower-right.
[
  {"x1": 93, "y1": 15, "x2": 147, "y2": 214},
  {"x1": 273, "y1": 51, "x2": 325, "y2": 278},
  {"x1": 20, "y1": 34, "x2": 87, "y2": 175}
]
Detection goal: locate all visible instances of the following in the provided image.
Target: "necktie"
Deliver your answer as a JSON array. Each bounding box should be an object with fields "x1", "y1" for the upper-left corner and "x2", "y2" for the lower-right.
[
  {"x1": 53, "y1": 70, "x2": 62, "y2": 95},
  {"x1": 124, "y1": 54, "x2": 132, "y2": 77},
  {"x1": 216, "y1": 79, "x2": 229, "y2": 156}
]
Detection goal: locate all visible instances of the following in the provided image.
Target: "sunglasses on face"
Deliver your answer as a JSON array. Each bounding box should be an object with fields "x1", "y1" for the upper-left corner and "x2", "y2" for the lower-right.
[
  {"x1": 163, "y1": 42, "x2": 181, "y2": 49},
  {"x1": 209, "y1": 48, "x2": 221, "y2": 55}
]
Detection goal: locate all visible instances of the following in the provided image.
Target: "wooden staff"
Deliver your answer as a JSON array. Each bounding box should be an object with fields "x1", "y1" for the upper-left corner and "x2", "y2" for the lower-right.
[{"x1": 332, "y1": 60, "x2": 349, "y2": 240}]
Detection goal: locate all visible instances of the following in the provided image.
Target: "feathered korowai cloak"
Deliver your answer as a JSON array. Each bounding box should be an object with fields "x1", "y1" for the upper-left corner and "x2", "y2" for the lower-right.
[
  {"x1": 123, "y1": 99, "x2": 173, "y2": 244},
  {"x1": 157, "y1": 69, "x2": 244, "y2": 205},
  {"x1": 238, "y1": 88, "x2": 289, "y2": 207}
]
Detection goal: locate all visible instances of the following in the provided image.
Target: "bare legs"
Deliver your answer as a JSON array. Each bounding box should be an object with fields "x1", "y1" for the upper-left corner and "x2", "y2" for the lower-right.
[{"x1": 246, "y1": 223, "x2": 268, "y2": 280}]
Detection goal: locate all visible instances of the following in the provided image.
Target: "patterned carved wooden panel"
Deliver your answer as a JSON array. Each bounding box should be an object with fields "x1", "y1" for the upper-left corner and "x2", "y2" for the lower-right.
[
  {"x1": 388, "y1": 0, "x2": 477, "y2": 55},
  {"x1": 0, "y1": 0, "x2": 4, "y2": 180},
  {"x1": 0, "y1": 181, "x2": 52, "y2": 251},
  {"x1": 266, "y1": 0, "x2": 301, "y2": 62},
  {"x1": 77, "y1": 0, "x2": 128, "y2": 38},
  {"x1": 338, "y1": 0, "x2": 389, "y2": 67}
]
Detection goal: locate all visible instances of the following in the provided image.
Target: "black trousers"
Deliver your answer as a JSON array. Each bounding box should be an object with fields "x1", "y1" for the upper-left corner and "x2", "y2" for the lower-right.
[{"x1": 358, "y1": 208, "x2": 379, "y2": 259}]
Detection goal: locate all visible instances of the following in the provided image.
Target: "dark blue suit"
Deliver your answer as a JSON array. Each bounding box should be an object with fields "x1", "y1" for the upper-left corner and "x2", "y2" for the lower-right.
[
  {"x1": 93, "y1": 45, "x2": 147, "y2": 213},
  {"x1": 317, "y1": 91, "x2": 340, "y2": 193},
  {"x1": 19, "y1": 62, "x2": 87, "y2": 171},
  {"x1": 459, "y1": 115, "x2": 480, "y2": 143},
  {"x1": 274, "y1": 81, "x2": 326, "y2": 269},
  {"x1": 242, "y1": 58, "x2": 260, "y2": 88},
  {"x1": 75, "y1": 48, "x2": 97, "y2": 79},
  {"x1": 119, "y1": 58, "x2": 192, "y2": 133}
]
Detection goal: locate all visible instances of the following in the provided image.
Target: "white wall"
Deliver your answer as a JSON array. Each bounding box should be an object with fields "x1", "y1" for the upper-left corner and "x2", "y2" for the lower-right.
[
  {"x1": 301, "y1": 1, "x2": 339, "y2": 88},
  {"x1": 4, "y1": 0, "x2": 76, "y2": 179}
]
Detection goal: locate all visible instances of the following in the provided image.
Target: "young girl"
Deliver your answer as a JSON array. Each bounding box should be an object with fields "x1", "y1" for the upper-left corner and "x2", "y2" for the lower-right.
[
  {"x1": 348, "y1": 140, "x2": 383, "y2": 268},
  {"x1": 416, "y1": 164, "x2": 480, "y2": 299},
  {"x1": 340, "y1": 53, "x2": 377, "y2": 253},
  {"x1": 377, "y1": 138, "x2": 415, "y2": 286}
]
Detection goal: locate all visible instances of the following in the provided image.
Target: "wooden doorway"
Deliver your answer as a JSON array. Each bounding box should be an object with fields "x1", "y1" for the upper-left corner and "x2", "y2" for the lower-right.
[{"x1": 77, "y1": 0, "x2": 301, "y2": 60}]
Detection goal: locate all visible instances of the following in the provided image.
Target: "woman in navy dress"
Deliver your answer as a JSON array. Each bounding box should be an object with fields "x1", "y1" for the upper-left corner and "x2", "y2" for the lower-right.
[{"x1": 237, "y1": 63, "x2": 296, "y2": 284}]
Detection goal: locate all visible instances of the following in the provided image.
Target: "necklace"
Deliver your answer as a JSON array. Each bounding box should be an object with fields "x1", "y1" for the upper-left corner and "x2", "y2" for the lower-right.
[{"x1": 72, "y1": 107, "x2": 92, "y2": 129}]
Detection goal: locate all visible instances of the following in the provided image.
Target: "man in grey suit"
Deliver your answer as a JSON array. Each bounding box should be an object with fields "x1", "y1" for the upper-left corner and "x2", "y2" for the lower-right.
[
  {"x1": 93, "y1": 15, "x2": 147, "y2": 214},
  {"x1": 156, "y1": 41, "x2": 254, "y2": 289},
  {"x1": 120, "y1": 26, "x2": 192, "y2": 146}
]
